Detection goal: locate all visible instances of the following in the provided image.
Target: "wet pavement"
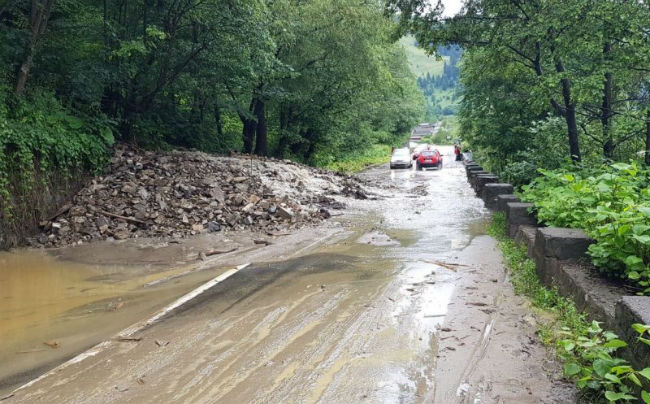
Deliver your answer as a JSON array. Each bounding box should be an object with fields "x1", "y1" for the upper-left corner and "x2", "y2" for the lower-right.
[
  {"x1": 0, "y1": 250, "x2": 221, "y2": 392},
  {"x1": 1, "y1": 147, "x2": 575, "y2": 403}
]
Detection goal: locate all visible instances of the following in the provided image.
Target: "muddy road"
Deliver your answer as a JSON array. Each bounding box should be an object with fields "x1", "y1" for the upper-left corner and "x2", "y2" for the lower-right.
[{"x1": 2, "y1": 147, "x2": 574, "y2": 403}]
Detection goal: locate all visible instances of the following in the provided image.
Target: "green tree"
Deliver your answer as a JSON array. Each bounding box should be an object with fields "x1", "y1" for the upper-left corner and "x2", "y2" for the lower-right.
[{"x1": 388, "y1": 0, "x2": 650, "y2": 169}]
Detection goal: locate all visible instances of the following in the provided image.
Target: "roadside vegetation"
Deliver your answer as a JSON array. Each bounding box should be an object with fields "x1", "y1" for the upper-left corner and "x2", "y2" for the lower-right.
[
  {"x1": 325, "y1": 144, "x2": 394, "y2": 173},
  {"x1": 489, "y1": 213, "x2": 650, "y2": 403},
  {"x1": 521, "y1": 163, "x2": 650, "y2": 294},
  {"x1": 420, "y1": 116, "x2": 459, "y2": 145},
  {"x1": 391, "y1": 0, "x2": 649, "y2": 180},
  {"x1": 0, "y1": 0, "x2": 426, "y2": 247}
]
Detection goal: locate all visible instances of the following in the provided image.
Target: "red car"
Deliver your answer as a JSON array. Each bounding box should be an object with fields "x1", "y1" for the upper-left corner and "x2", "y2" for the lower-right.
[{"x1": 416, "y1": 149, "x2": 443, "y2": 170}]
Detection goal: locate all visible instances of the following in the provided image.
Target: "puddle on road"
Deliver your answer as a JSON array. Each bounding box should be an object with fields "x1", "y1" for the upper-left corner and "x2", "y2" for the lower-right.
[
  {"x1": 1, "y1": 154, "x2": 494, "y2": 403},
  {"x1": 0, "y1": 249, "x2": 218, "y2": 393}
]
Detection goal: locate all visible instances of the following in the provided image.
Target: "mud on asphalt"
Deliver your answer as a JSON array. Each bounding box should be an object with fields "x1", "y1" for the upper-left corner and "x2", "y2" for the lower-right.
[{"x1": 2, "y1": 146, "x2": 575, "y2": 403}]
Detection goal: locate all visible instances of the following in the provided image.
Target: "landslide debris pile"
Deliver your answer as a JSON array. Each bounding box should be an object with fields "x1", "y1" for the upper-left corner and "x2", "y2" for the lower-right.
[{"x1": 33, "y1": 145, "x2": 369, "y2": 248}]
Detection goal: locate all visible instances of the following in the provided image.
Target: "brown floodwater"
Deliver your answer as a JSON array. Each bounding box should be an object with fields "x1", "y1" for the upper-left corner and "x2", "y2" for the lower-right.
[{"x1": 0, "y1": 250, "x2": 220, "y2": 393}]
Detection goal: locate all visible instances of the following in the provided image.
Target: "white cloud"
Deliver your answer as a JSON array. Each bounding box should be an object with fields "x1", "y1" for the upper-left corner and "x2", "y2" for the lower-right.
[{"x1": 440, "y1": 0, "x2": 463, "y2": 16}]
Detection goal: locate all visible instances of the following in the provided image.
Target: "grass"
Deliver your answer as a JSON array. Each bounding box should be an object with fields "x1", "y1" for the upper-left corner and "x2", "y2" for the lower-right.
[
  {"x1": 325, "y1": 144, "x2": 392, "y2": 173},
  {"x1": 488, "y1": 212, "x2": 589, "y2": 345},
  {"x1": 399, "y1": 35, "x2": 447, "y2": 77},
  {"x1": 487, "y1": 212, "x2": 590, "y2": 346}
]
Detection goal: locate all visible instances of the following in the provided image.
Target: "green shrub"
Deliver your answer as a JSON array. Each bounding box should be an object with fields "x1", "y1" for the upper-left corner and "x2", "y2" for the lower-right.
[
  {"x1": 558, "y1": 321, "x2": 650, "y2": 403},
  {"x1": 0, "y1": 89, "x2": 112, "y2": 246},
  {"x1": 325, "y1": 144, "x2": 392, "y2": 173},
  {"x1": 521, "y1": 163, "x2": 650, "y2": 294}
]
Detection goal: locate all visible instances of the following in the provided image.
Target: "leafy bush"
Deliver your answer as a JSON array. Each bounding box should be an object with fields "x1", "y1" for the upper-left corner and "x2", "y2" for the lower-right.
[
  {"x1": 0, "y1": 89, "x2": 113, "y2": 247},
  {"x1": 521, "y1": 163, "x2": 650, "y2": 294},
  {"x1": 493, "y1": 117, "x2": 569, "y2": 188},
  {"x1": 558, "y1": 321, "x2": 650, "y2": 403}
]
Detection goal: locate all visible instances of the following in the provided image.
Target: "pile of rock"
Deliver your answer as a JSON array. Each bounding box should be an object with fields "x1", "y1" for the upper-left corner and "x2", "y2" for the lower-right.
[{"x1": 32, "y1": 145, "x2": 369, "y2": 248}]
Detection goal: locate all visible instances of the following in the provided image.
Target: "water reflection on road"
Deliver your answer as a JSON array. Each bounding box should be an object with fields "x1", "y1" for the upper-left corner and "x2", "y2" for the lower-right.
[{"x1": 3, "y1": 146, "x2": 494, "y2": 403}]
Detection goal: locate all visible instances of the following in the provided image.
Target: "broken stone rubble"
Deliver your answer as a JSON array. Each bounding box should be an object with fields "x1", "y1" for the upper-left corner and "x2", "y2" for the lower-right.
[{"x1": 32, "y1": 145, "x2": 372, "y2": 248}]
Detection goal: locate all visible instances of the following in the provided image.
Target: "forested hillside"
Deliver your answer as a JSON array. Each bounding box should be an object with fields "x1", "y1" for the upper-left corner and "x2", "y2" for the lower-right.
[
  {"x1": 401, "y1": 35, "x2": 461, "y2": 122},
  {"x1": 0, "y1": 0, "x2": 425, "y2": 243}
]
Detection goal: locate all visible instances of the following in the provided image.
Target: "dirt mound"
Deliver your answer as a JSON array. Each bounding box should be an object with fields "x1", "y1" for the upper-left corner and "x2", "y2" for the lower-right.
[{"x1": 31, "y1": 145, "x2": 370, "y2": 248}]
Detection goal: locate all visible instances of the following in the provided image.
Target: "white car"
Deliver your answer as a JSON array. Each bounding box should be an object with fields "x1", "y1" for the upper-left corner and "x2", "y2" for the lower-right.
[{"x1": 390, "y1": 148, "x2": 412, "y2": 169}]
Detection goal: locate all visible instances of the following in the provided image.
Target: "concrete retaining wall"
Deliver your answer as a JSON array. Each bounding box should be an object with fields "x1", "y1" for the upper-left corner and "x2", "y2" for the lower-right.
[
  {"x1": 505, "y1": 202, "x2": 537, "y2": 237},
  {"x1": 473, "y1": 175, "x2": 499, "y2": 195},
  {"x1": 496, "y1": 194, "x2": 520, "y2": 212},
  {"x1": 481, "y1": 183, "x2": 514, "y2": 209},
  {"x1": 463, "y1": 159, "x2": 650, "y2": 368}
]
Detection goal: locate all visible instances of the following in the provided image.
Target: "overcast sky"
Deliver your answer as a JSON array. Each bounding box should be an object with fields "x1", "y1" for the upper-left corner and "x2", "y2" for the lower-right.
[{"x1": 440, "y1": 0, "x2": 463, "y2": 16}]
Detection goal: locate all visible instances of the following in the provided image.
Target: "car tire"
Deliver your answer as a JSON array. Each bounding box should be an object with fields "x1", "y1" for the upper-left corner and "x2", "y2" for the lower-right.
[
  {"x1": 416, "y1": 163, "x2": 422, "y2": 171},
  {"x1": 390, "y1": 164, "x2": 394, "y2": 169},
  {"x1": 438, "y1": 162, "x2": 442, "y2": 169}
]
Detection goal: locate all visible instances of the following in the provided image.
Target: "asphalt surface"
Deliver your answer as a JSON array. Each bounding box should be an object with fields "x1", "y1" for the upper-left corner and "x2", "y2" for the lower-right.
[{"x1": 4, "y1": 148, "x2": 575, "y2": 403}]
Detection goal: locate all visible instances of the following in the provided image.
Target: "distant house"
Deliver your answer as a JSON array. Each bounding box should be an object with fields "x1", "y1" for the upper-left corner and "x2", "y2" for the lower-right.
[{"x1": 410, "y1": 123, "x2": 435, "y2": 141}]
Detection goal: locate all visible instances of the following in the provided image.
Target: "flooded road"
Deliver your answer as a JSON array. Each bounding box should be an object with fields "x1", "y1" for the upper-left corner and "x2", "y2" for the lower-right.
[
  {"x1": 3, "y1": 147, "x2": 574, "y2": 403},
  {"x1": 0, "y1": 250, "x2": 221, "y2": 392}
]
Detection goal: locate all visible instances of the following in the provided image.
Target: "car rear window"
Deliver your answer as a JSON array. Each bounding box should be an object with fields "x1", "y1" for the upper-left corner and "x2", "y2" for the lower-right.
[
  {"x1": 421, "y1": 151, "x2": 435, "y2": 156},
  {"x1": 393, "y1": 149, "x2": 409, "y2": 156}
]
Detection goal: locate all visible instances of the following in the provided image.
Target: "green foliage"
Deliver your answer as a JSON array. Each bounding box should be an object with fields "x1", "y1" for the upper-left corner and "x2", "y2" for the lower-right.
[
  {"x1": 488, "y1": 213, "x2": 650, "y2": 403},
  {"x1": 0, "y1": 90, "x2": 112, "y2": 188},
  {"x1": 324, "y1": 144, "x2": 393, "y2": 173},
  {"x1": 498, "y1": 117, "x2": 571, "y2": 187},
  {"x1": 558, "y1": 321, "x2": 650, "y2": 403},
  {"x1": 0, "y1": 88, "x2": 112, "y2": 246},
  {"x1": 521, "y1": 164, "x2": 650, "y2": 293},
  {"x1": 1, "y1": 0, "x2": 425, "y2": 162},
  {"x1": 391, "y1": 0, "x2": 650, "y2": 179},
  {"x1": 420, "y1": 116, "x2": 457, "y2": 145}
]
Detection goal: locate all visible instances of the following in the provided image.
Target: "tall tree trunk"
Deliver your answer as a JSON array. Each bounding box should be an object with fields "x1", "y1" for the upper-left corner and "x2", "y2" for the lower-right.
[
  {"x1": 304, "y1": 130, "x2": 317, "y2": 162},
  {"x1": 555, "y1": 58, "x2": 581, "y2": 162},
  {"x1": 254, "y1": 99, "x2": 267, "y2": 156},
  {"x1": 645, "y1": 108, "x2": 650, "y2": 166},
  {"x1": 277, "y1": 105, "x2": 290, "y2": 158},
  {"x1": 601, "y1": 42, "x2": 614, "y2": 159},
  {"x1": 15, "y1": 54, "x2": 34, "y2": 95},
  {"x1": 16, "y1": 0, "x2": 55, "y2": 95},
  {"x1": 240, "y1": 98, "x2": 256, "y2": 154},
  {"x1": 242, "y1": 118, "x2": 256, "y2": 154},
  {"x1": 214, "y1": 103, "x2": 223, "y2": 138},
  {"x1": 531, "y1": 44, "x2": 564, "y2": 121}
]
